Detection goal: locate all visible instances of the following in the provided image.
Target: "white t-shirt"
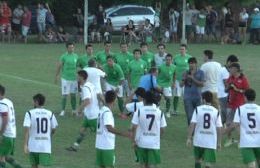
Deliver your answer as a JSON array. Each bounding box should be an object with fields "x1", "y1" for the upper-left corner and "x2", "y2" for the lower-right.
[
  {"x1": 12, "y1": 8, "x2": 24, "y2": 24},
  {"x1": 96, "y1": 106, "x2": 115, "y2": 150},
  {"x1": 23, "y1": 108, "x2": 58, "y2": 153},
  {"x1": 217, "y1": 66, "x2": 229, "y2": 98},
  {"x1": 83, "y1": 67, "x2": 106, "y2": 94},
  {"x1": 0, "y1": 98, "x2": 16, "y2": 138},
  {"x1": 154, "y1": 53, "x2": 167, "y2": 67},
  {"x1": 191, "y1": 104, "x2": 222, "y2": 149},
  {"x1": 132, "y1": 105, "x2": 167, "y2": 149},
  {"x1": 81, "y1": 82, "x2": 99, "y2": 120},
  {"x1": 170, "y1": 10, "x2": 180, "y2": 26},
  {"x1": 200, "y1": 61, "x2": 222, "y2": 93},
  {"x1": 126, "y1": 101, "x2": 144, "y2": 114},
  {"x1": 240, "y1": 12, "x2": 249, "y2": 22},
  {"x1": 37, "y1": 8, "x2": 48, "y2": 23},
  {"x1": 234, "y1": 103, "x2": 260, "y2": 148}
]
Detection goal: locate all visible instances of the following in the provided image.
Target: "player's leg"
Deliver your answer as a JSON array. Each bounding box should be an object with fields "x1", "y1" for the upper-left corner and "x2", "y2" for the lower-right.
[
  {"x1": 96, "y1": 149, "x2": 115, "y2": 168},
  {"x1": 66, "y1": 123, "x2": 87, "y2": 152},
  {"x1": 117, "y1": 85, "x2": 126, "y2": 119},
  {"x1": 60, "y1": 78, "x2": 69, "y2": 116},
  {"x1": 29, "y1": 153, "x2": 39, "y2": 168},
  {"x1": 69, "y1": 80, "x2": 78, "y2": 115},
  {"x1": 194, "y1": 147, "x2": 204, "y2": 168},
  {"x1": 224, "y1": 108, "x2": 236, "y2": 147},
  {"x1": 241, "y1": 148, "x2": 257, "y2": 168},
  {"x1": 254, "y1": 148, "x2": 260, "y2": 168},
  {"x1": 203, "y1": 148, "x2": 216, "y2": 168},
  {"x1": 183, "y1": 99, "x2": 194, "y2": 125},
  {"x1": 163, "y1": 87, "x2": 172, "y2": 118},
  {"x1": 5, "y1": 156, "x2": 23, "y2": 168},
  {"x1": 146, "y1": 149, "x2": 160, "y2": 168},
  {"x1": 173, "y1": 80, "x2": 182, "y2": 115}
]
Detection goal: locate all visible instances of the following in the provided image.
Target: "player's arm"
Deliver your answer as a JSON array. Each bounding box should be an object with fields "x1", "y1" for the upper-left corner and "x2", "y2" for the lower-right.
[
  {"x1": 131, "y1": 124, "x2": 138, "y2": 146},
  {"x1": 223, "y1": 122, "x2": 239, "y2": 135},
  {"x1": 0, "y1": 113, "x2": 8, "y2": 135},
  {"x1": 55, "y1": 61, "x2": 63, "y2": 84},
  {"x1": 77, "y1": 98, "x2": 90, "y2": 114},
  {"x1": 106, "y1": 125, "x2": 130, "y2": 138},
  {"x1": 191, "y1": 75, "x2": 204, "y2": 87},
  {"x1": 217, "y1": 127, "x2": 222, "y2": 149},
  {"x1": 23, "y1": 127, "x2": 30, "y2": 154},
  {"x1": 51, "y1": 128, "x2": 56, "y2": 136},
  {"x1": 186, "y1": 123, "x2": 196, "y2": 147}
]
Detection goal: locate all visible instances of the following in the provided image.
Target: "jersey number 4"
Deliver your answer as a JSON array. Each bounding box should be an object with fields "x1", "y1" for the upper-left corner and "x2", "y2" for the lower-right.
[
  {"x1": 146, "y1": 114, "x2": 155, "y2": 131},
  {"x1": 36, "y1": 118, "x2": 48, "y2": 134}
]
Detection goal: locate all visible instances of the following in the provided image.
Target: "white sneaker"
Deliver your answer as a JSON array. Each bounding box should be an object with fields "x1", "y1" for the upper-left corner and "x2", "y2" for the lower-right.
[
  {"x1": 59, "y1": 110, "x2": 65, "y2": 116},
  {"x1": 224, "y1": 139, "x2": 233, "y2": 147},
  {"x1": 166, "y1": 112, "x2": 171, "y2": 118}
]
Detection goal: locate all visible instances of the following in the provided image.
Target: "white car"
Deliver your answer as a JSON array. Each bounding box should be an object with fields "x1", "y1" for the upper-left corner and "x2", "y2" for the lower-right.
[{"x1": 105, "y1": 5, "x2": 158, "y2": 31}]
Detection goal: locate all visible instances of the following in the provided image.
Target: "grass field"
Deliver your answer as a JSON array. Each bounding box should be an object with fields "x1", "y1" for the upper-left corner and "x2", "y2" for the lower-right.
[{"x1": 0, "y1": 43, "x2": 259, "y2": 168}]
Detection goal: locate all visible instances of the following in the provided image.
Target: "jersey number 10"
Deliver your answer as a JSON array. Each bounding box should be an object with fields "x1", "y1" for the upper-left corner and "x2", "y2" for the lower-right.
[{"x1": 36, "y1": 118, "x2": 48, "y2": 134}]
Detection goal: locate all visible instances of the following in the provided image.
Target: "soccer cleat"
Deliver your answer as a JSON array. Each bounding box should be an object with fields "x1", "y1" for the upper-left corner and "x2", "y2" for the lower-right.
[
  {"x1": 166, "y1": 112, "x2": 171, "y2": 118},
  {"x1": 171, "y1": 111, "x2": 178, "y2": 116},
  {"x1": 224, "y1": 139, "x2": 233, "y2": 147},
  {"x1": 66, "y1": 146, "x2": 77, "y2": 152},
  {"x1": 59, "y1": 110, "x2": 65, "y2": 116}
]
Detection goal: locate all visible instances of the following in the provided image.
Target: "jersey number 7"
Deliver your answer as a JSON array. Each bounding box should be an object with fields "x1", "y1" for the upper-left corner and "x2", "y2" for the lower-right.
[{"x1": 146, "y1": 114, "x2": 155, "y2": 131}]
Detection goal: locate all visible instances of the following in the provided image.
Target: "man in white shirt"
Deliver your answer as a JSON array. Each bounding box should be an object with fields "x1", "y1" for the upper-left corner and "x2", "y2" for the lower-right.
[
  {"x1": 12, "y1": 4, "x2": 24, "y2": 40},
  {"x1": 96, "y1": 90, "x2": 130, "y2": 168},
  {"x1": 200, "y1": 50, "x2": 221, "y2": 110},
  {"x1": 131, "y1": 91, "x2": 167, "y2": 168},
  {"x1": 125, "y1": 87, "x2": 146, "y2": 115},
  {"x1": 66, "y1": 70, "x2": 99, "y2": 152},
  {"x1": 153, "y1": 43, "x2": 167, "y2": 68},
  {"x1": 187, "y1": 91, "x2": 222, "y2": 168},
  {"x1": 225, "y1": 88, "x2": 260, "y2": 168},
  {"x1": 23, "y1": 93, "x2": 58, "y2": 168}
]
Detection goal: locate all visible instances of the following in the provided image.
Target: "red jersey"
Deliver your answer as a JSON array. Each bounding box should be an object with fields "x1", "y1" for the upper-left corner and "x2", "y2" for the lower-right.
[
  {"x1": 0, "y1": 6, "x2": 12, "y2": 24},
  {"x1": 22, "y1": 11, "x2": 32, "y2": 27},
  {"x1": 226, "y1": 74, "x2": 249, "y2": 110}
]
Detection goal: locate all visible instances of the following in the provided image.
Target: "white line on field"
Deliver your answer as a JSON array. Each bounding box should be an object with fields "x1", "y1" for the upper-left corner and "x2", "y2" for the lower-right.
[{"x1": 0, "y1": 72, "x2": 59, "y2": 88}]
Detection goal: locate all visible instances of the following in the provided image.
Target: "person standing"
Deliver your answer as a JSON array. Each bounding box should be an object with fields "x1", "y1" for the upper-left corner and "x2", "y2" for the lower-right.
[
  {"x1": 36, "y1": 3, "x2": 50, "y2": 41},
  {"x1": 55, "y1": 42, "x2": 78, "y2": 116},
  {"x1": 11, "y1": 4, "x2": 23, "y2": 41},
  {"x1": 238, "y1": 8, "x2": 249, "y2": 43},
  {"x1": 21, "y1": 6, "x2": 31, "y2": 43},
  {"x1": 77, "y1": 44, "x2": 95, "y2": 69},
  {"x1": 153, "y1": 43, "x2": 167, "y2": 68},
  {"x1": 96, "y1": 41, "x2": 114, "y2": 67},
  {"x1": 23, "y1": 93, "x2": 58, "y2": 168},
  {"x1": 140, "y1": 42, "x2": 154, "y2": 70},
  {"x1": 0, "y1": 1, "x2": 12, "y2": 43},
  {"x1": 169, "y1": 7, "x2": 180, "y2": 42}
]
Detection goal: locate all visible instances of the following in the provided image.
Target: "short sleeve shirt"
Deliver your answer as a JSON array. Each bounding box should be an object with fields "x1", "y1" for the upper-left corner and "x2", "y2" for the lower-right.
[
  {"x1": 142, "y1": 51, "x2": 154, "y2": 69},
  {"x1": 114, "y1": 52, "x2": 133, "y2": 76},
  {"x1": 103, "y1": 63, "x2": 124, "y2": 86},
  {"x1": 173, "y1": 54, "x2": 192, "y2": 81},
  {"x1": 157, "y1": 64, "x2": 176, "y2": 87},
  {"x1": 37, "y1": 8, "x2": 48, "y2": 23},
  {"x1": 60, "y1": 52, "x2": 78, "y2": 81},
  {"x1": 129, "y1": 59, "x2": 147, "y2": 89}
]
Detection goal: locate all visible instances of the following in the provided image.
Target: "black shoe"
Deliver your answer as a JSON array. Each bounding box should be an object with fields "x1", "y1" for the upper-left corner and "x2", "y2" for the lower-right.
[{"x1": 66, "y1": 146, "x2": 77, "y2": 152}]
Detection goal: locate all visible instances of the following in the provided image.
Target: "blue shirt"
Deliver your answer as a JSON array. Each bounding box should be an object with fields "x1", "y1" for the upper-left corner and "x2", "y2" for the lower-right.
[
  {"x1": 250, "y1": 13, "x2": 260, "y2": 28},
  {"x1": 139, "y1": 74, "x2": 157, "y2": 91}
]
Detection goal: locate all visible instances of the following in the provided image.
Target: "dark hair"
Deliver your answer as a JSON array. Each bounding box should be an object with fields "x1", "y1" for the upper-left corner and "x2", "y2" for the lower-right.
[
  {"x1": 180, "y1": 43, "x2": 187, "y2": 48},
  {"x1": 135, "y1": 87, "x2": 146, "y2": 99},
  {"x1": 0, "y1": 85, "x2": 5, "y2": 96},
  {"x1": 78, "y1": 70, "x2": 88, "y2": 80},
  {"x1": 202, "y1": 91, "x2": 213, "y2": 103},
  {"x1": 66, "y1": 42, "x2": 74, "y2": 48},
  {"x1": 188, "y1": 57, "x2": 197, "y2": 64},
  {"x1": 105, "y1": 90, "x2": 117, "y2": 104},
  {"x1": 204, "y1": 50, "x2": 213, "y2": 59},
  {"x1": 226, "y1": 55, "x2": 239, "y2": 63},
  {"x1": 106, "y1": 55, "x2": 114, "y2": 60},
  {"x1": 149, "y1": 67, "x2": 157, "y2": 73},
  {"x1": 85, "y1": 44, "x2": 93, "y2": 50},
  {"x1": 157, "y1": 43, "x2": 166, "y2": 49},
  {"x1": 166, "y1": 53, "x2": 173, "y2": 59},
  {"x1": 104, "y1": 41, "x2": 111, "y2": 45},
  {"x1": 133, "y1": 48, "x2": 142, "y2": 55},
  {"x1": 140, "y1": 42, "x2": 148, "y2": 48},
  {"x1": 88, "y1": 59, "x2": 96, "y2": 67},
  {"x1": 229, "y1": 62, "x2": 240, "y2": 71},
  {"x1": 245, "y1": 88, "x2": 256, "y2": 101},
  {"x1": 144, "y1": 91, "x2": 154, "y2": 105},
  {"x1": 33, "y1": 93, "x2": 45, "y2": 106}
]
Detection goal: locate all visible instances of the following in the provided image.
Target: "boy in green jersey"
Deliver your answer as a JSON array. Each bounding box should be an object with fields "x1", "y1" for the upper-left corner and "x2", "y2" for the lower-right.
[
  {"x1": 140, "y1": 42, "x2": 154, "y2": 70},
  {"x1": 77, "y1": 44, "x2": 95, "y2": 69},
  {"x1": 55, "y1": 42, "x2": 78, "y2": 116},
  {"x1": 96, "y1": 41, "x2": 114, "y2": 67}
]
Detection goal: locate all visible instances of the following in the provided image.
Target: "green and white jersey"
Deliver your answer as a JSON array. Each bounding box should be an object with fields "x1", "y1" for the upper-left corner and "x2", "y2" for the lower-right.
[
  {"x1": 129, "y1": 59, "x2": 147, "y2": 89},
  {"x1": 132, "y1": 105, "x2": 167, "y2": 149},
  {"x1": 191, "y1": 104, "x2": 222, "y2": 149},
  {"x1": 158, "y1": 64, "x2": 176, "y2": 87},
  {"x1": 114, "y1": 52, "x2": 133, "y2": 76},
  {"x1": 197, "y1": 13, "x2": 206, "y2": 27},
  {"x1": 234, "y1": 103, "x2": 260, "y2": 148},
  {"x1": 142, "y1": 51, "x2": 154, "y2": 69},
  {"x1": 77, "y1": 54, "x2": 95, "y2": 69},
  {"x1": 60, "y1": 52, "x2": 78, "y2": 81},
  {"x1": 23, "y1": 108, "x2": 58, "y2": 153},
  {"x1": 0, "y1": 98, "x2": 16, "y2": 138},
  {"x1": 173, "y1": 54, "x2": 191, "y2": 81},
  {"x1": 103, "y1": 63, "x2": 124, "y2": 86},
  {"x1": 96, "y1": 50, "x2": 114, "y2": 66},
  {"x1": 96, "y1": 106, "x2": 115, "y2": 150}
]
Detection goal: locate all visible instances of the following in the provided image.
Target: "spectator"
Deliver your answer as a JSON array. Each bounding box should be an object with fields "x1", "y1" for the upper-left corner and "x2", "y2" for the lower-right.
[
  {"x1": 221, "y1": 7, "x2": 234, "y2": 44},
  {"x1": 238, "y1": 8, "x2": 249, "y2": 43},
  {"x1": 0, "y1": 1, "x2": 12, "y2": 43},
  {"x1": 43, "y1": 27, "x2": 57, "y2": 43},
  {"x1": 57, "y1": 26, "x2": 69, "y2": 43},
  {"x1": 140, "y1": 19, "x2": 153, "y2": 43},
  {"x1": 249, "y1": 8, "x2": 260, "y2": 44},
  {"x1": 185, "y1": 4, "x2": 199, "y2": 42},
  {"x1": 12, "y1": 4, "x2": 23, "y2": 41},
  {"x1": 96, "y1": 4, "x2": 105, "y2": 27},
  {"x1": 46, "y1": 4, "x2": 55, "y2": 28},
  {"x1": 205, "y1": 5, "x2": 217, "y2": 41},
  {"x1": 154, "y1": 1, "x2": 161, "y2": 41},
  {"x1": 36, "y1": 3, "x2": 50, "y2": 41},
  {"x1": 103, "y1": 18, "x2": 113, "y2": 42},
  {"x1": 122, "y1": 20, "x2": 138, "y2": 45},
  {"x1": 76, "y1": 27, "x2": 84, "y2": 43},
  {"x1": 169, "y1": 7, "x2": 179, "y2": 42},
  {"x1": 88, "y1": 18, "x2": 101, "y2": 43},
  {"x1": 196, "y1": 8, "x2": 207, "y2": 42},
  {"x1": 73, "y1": 8, "x2": 84, "y2": 28},
  {"x1": 153, "y1": 43, "x2": 167, "y2": 68},
  {"x1": 162, "y1": 27, "x2": 170, "y2": 43},
  {"x1": 21, "y1": 6, "x2": 31, "y2": 43},
  {"x1": 139, "y1": 67, "x2": 160, "y2": 92}
]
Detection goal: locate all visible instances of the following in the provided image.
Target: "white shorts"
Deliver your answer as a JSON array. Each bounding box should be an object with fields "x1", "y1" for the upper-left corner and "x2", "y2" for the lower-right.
[
  {"x1": 196, "y1": 26, "x2": 205, "y2": 35},
  {"x1": 22, "y1": 26, "x2": 29, "y2": 37},
  {"x1": 61, "y1": 78, "x2": 78, "y2": 95},
  {"x1": 105, "y1": 82, "x2": 123, "y2": 98},
  {"x1": 162, "y1": 87, "x2": 172, "y2": 97},
  {"x1": 173, "y1": 80, "x2": 184, "y2": 97}
]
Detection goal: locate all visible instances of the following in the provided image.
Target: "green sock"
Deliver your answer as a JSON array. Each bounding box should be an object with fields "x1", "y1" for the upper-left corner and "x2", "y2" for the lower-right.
[
  {"x1": 173, "y1": 96, "x2": 179, "y2": 112},
  {"x1": 195, "y1": 162, "x2": 201, "y2": 168},
  {"x1": 71, "y1": 94, "x2": 77, "y2": 110},
  {"x1": 6, "y1": 157, "x2": 22, "y2": 168},
  {"x1": 0, "y1": 162, "x2": 6, "y2": 168},
  {"x1": 61, "y1": 96, "x2": 67, "y2": 110},
  {"x1": 165, "y1": 98, "x2": 171, "y2": 113},
  {"x1": 76, "y1": 133, "x2": 85, "y2": 145},
  {"x1": 117, "y1": 97, "x2": 124, "y2": 113}
]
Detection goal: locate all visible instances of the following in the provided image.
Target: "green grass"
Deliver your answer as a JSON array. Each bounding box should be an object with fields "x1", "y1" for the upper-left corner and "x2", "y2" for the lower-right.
[{"x1": 0, "y1": 43, "x2": 259, "y2": 168}]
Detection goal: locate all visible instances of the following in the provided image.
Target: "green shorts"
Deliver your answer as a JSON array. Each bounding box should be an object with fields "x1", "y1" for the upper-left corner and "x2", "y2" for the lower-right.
[
  {"x1": 96, "y1": 148, "x2": 115, "y2": 167},
  {"x1": 136, "y1": 147, "x2": 161, "y2": 165},
  {"x1": 241, "y1": 148, "x2": 260, "y2": 164},
  {"x1": 82, "y1": 118, "x2": 97, "y2": 132},
  {"x1": 29, "y1": 153, "x2": 52, "y2": 166},
  {"x1": 0, "y1": 136, "x2": 15, "y2": 156},
  {"x1": 194, "y1": 146, "x2": 216, "y2": 163}
]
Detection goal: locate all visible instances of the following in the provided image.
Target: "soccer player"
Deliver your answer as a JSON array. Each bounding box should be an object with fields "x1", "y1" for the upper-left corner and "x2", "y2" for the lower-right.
[
  {"x1": 77, "y1": 44, "x2": 95, "y2": 69},
  {"x1": 95, "y1": 41, "x2": 114, "y2": 67},
  {"x1": 0, "y1": 85, "x2": 22, "y2": 168},
  {"x1": 66, "y1": 70, "x2": 99, "y2": 151},
  {"x1": 23, "y1": 93, "x2": 58, "y2": 168},
  {"x1": 114, "y1": 42, "x2": 133, "y2": 97},
  {"x1": 128, "y1": 49, "x2": 147, "y2": 92},
  {"x1": 125, "y1": 87, "x2": 146, "y2": 115},
  {"x1": 55, "y1": 42, "x2": 78, "y2": 116},
  {"x1": 131, "y1": 91, "x2": 167, "y2": 168},
  {"x1": 95, "y1": 90, "x2": 130, "y2": 168},
  {"x1": 225, "y1": 88, "x2": 260, "y2": 168},
  {"x1": 157, "y1": 53, "x2": 176, "y2": 118},
  {"x1": 140, "y1": 42, "x2": 154, "y2": 70},
  {"x1": 173, "y1": 44, "x2": 192, "y2": 115},
  {"x1": 103, "y1": 55, "x2": 125, "y2": 117},
  {"x1": 186, "y1": 91, "x2": 222, "y2": 168},
  {"x1": 153, "y1": 43, "x2": 168, "y2": 68}
]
